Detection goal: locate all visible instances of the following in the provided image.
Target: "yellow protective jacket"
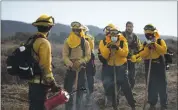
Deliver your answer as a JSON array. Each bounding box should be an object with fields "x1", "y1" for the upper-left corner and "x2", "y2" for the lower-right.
[
  {"x1": 99, "y1": 35, "x2": 128, "y2": 66},
  {"x1": 85, "y1": 34, "x2": 95, "y2": 53},
  {"x1": 136, "y1": 32, "x2": 167, "y2": 60},
  {"x1": 63, "y1": 32, "x2": 91, "y2": 66},
  {"x1": 129, "y1": 38, "x2": 143, "y2": 63},
  {"x1": 29, "y1": 32, "x2": 55, "y2": 85}
]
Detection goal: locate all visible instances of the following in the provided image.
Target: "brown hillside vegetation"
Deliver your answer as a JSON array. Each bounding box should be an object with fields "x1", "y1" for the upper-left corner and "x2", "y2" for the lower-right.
[{"x1": 1, "y1": 39, "x2": 177, "y2": 110}]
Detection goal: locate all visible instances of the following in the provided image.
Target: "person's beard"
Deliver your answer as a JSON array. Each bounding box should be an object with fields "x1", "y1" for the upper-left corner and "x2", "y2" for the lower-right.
[{"x1": 126, "y1": 29, "x2": 133, "y2": 35}]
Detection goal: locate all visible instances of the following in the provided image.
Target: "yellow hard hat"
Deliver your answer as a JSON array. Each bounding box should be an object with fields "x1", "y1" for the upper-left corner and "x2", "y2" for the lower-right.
[
  {"x1": 108, "y1": 24, "x2": 115, "y2": 28},
  {"x1": 103, "y1": 23, "x2": 116, "y2": 33},
  {"x1": 82, "y1": 25, "x2": 89, "y2": 32},
  {"x1": 70, "y1": 21, "x2": 85, "y2": 29},
  {"x1": 32, "y1": 14, "x2": 55, "y2": 27},
  {"x1": 144, "y1": 24, "x2": 156, "y2": 34}
]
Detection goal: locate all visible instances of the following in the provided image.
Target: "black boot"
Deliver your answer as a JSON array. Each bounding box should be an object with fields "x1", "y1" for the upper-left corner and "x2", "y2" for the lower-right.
[
  {"x1": 131, "y1": 107, "x2": 136, "y2": 110},
  {"x1": 160, "y1": 106, "x2": 167, "y2": 110},
  {"x1": 149, "y1": 105, "x2": 156, "y2": 110}
]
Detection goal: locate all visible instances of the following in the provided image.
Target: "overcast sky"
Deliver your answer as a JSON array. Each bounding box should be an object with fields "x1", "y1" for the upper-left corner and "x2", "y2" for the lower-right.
[{"x1": 1, "y1": 1, "x2": 177, "y2": 36}]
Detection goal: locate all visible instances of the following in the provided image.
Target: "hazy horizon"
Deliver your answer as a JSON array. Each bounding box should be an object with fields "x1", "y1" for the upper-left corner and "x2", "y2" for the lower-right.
[{"x1": 1, "y1": 1, "x2": 177, "y2": 37}]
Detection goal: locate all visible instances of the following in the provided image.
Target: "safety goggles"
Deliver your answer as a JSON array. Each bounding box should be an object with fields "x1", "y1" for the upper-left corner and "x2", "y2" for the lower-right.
[
  {"x1": 144, "y1": 30, "x2": 154, "y2": 34},
  {"x1": 109, "y1": 29, "x2": 120, "y2": 36},
  {"x1": 49, "y1": 16, "x2": 55, "y2": 24},
  {"x1": 103, "y1": 26, "x2": 112, "y2": 30},
  {"x1": 103, "y1": 26, "x2": 112, "y2": 32},
  {"x1": 144, "y1": 25, "x2": 155, "y2": 31},
  {"x1": 71, "y1": 21, "x2": 82, "y2": 28}
]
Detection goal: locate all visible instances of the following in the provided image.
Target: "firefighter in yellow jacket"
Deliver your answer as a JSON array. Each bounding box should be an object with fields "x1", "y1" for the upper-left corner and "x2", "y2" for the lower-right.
[
  {"x1": 82, "y1": 25, "x2": 96, "y2": 104},
  {"x1": 29, "y1": 14, "x2": 59, "y2": 110},
  {"x1": 133, "y1": 24, "x2": 168, "y2": 110},
  {"x1": 98, "y1": 24, "x2": 136, "y2": 110},
  {"x1": 62, "y1": 21, "x2": 91, "y2": 110}
]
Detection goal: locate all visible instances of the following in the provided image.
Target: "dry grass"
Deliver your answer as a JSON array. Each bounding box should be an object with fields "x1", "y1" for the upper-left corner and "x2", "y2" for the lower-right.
[
  {"x1": 1, "y1": 85, "x2": 29, "y2": 110},
  {"x1": 1, "y1": 41, "x2": 177, "y2": 110}
]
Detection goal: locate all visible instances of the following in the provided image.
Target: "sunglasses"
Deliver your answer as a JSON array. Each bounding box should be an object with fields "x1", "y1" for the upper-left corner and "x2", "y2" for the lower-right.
[{"x1": 71, "y1": 21, "x2": 82, "y2": 28}]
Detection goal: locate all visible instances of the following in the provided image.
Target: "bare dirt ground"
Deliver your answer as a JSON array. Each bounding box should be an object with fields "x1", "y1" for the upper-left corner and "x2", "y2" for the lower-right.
[{"x1": 1, "y1": 64, "x2": 177, "y2": 110}]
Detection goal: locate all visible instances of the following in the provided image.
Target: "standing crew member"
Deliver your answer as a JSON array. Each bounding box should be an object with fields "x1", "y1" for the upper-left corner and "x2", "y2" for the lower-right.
[
  {"x1": 63, "y1": 21, "x2": 91, "y2": 110},
  {"x1": 122, "y1": 21, "x2": 142, "y2": 91},
  {"x1": 98, "y1": 24, "x2": 116, "y2": 104},
  {"x1": 98, "y1": 24, "x2": 136, "y2": 110},
  {"x1": 82, "y1": 25, "x2": 96, "y2": 104},
  {"x1": 29, "y1": 14, "x2": 59, "y2": 110},
  {"x1": 133, "y1": 24, "x2": 168, "y2": 110}
]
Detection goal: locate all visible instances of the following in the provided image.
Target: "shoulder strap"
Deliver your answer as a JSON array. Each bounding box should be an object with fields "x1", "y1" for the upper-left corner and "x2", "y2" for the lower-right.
[
  {"x1": 120, "y1": 40, "x2": 124, "y2": 48},
  {"x1": 143, "y1": 41, "x2": 147, "y2": 47},
  {"x1": 157, "y1": 38, "x2": 161, "y2": 45},
  {"x1": 133, "y1": 33, "x2": 137, "y2": 42},
  {"x1": 25, "y1": 34, "x2": 45, "y2": 46},
  {"x1": 68, "y1": 37, "x2": 85, "y2": 57},
  {"x1": 103, "y1": 38, "x2": 107, "y2": 46},
  {"x1": 81, "y1": 37, "x2": 85, "y2": 57},
  {"x1": 69, "y1": 47, "x2": 72, "y2": 57},
  {"x1": 25, "y1": 34, "x2": 45, "y2": 57}
]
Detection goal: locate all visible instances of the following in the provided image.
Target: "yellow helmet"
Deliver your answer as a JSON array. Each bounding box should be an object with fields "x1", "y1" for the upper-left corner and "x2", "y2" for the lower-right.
[
  {"x1": 108, "y1": 24, "x2": 115, "y2": 28},
  {"x1": 83, "y1": 25, "x2": 89, "y2": 32},
  {"x1": 144, "y1": 24, "x2": 156, "y2": 34},
  {"x1": 103, "y1": 23, "x2": 116, "y2": 33},
  {"x1": 32, "y1": 14, "x2": 55, "y2": 27},
  {"x1": 70, "y1": 21, "x2": 85, "y2": 29}
]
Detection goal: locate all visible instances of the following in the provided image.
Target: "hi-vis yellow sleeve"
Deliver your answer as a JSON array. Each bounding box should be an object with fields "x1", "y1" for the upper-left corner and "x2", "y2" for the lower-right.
[{"x1": 99, "y1": 40, "x2": 110, "y2": 59}]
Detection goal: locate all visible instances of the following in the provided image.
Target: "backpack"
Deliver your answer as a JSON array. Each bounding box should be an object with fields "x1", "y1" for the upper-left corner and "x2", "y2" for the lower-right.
[
  {"x1": 6, "y1": 35, "x2": 44, "y2": 80},
  {"x1": 157, "y1": 39, "x2": 173, "y2": 64}
]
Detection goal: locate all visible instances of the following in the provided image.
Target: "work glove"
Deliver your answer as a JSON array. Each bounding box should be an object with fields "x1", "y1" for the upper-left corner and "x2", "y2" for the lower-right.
[
  {"x1": 65, "y1": 60, "x2": 73, "y2": 68},
  {"x1": 98, "y1": 54, "x2": 107, "y2": 64},
  {"x1": 147, "y1": 43, "x2": 156, "y2": 50},
  {"x1": 107, "y1": 42, "x2": 114, "y2": 48},
  {"x1": 72, "y1": 59, "x2": 85, "y2": 71},
  {"x1": 107, "y1": 43, "x2": 119, "y2": 50},
  {"x1": 98, "y1": 49, "x2": 107, "y2": 64},
  {"x1": 110, "y1": 45, "x2": 119, "y2": 50},
  {"x1": 130, "y1": 55, "x2": 137, "y2": 62},
  {"x1": 146, "y1": 39, "x2": 156, "y2": 50},
  {"x1": 127, "y1": 52, "x2": 133, "y2": 59},
  {"x1": 50, "y1": 81, "x2": 61, "y2": 93},
  {"x1": 136, "y1": 57, "x2": 142, "y2": 63}
]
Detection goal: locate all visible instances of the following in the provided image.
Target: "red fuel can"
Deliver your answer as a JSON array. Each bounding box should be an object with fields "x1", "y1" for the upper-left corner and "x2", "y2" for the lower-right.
[{"x1": 45, "y1": 90, "x2": 70, "y2": 110}]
